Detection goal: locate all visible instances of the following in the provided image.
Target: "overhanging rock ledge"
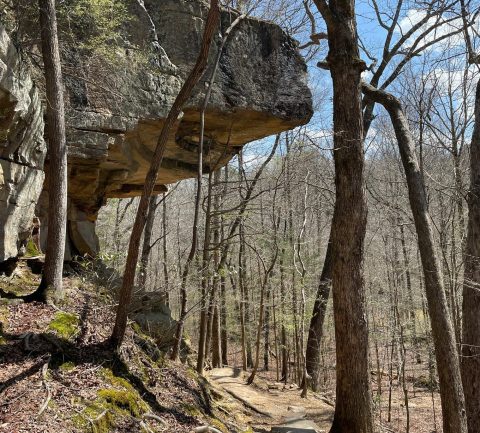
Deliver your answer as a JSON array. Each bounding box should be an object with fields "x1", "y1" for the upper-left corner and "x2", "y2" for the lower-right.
[{"x1": 0, "y1": 0, "x2": 313, "y2": 262}]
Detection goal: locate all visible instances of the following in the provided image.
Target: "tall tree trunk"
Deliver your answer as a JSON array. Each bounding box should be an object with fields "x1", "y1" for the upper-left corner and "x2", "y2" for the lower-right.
[
  {"x1": 197, "y1": 173, "x2": 213, "y2": 373},
  {"x1": 220, "y1": 272, "x2": 228, "y2": 365},
  {"x1": 461, "y1": 79, "x2": 480, "y2": 433},
  {"x1": 279, "y1": 224, "x2": 288, "y2": 382},
  {"x1": 362, "y1": 82, "x2": 468, "y2": 433},
  {"x1": 38, "y1": 0, "x2": 67, "y2": 299},
  {"x1": 263, "y1": 281, "x2": 271, "y2": 371},
  {"x1": 305, "y1": 236, "x2": 332, "y2": 391},
  {"x1": 219, "y1": 167, "x2": 229, "y2": 365},
  {"x1": 238, "y1": 213, "x2": 249, "y2": 371},
  {"x1": 211, "y1": 304, "x2": 222, "y2": 367},
  {"x1": 314, "y1": 0, "x2": 374, "y2": 429},
  {"x1": 210, "y1": 170, "x2": 222, "y2": 367},
  {"x1": 111, "y1": 0, "x2": 220, "y2": 349},
  {"x1": 162, "y1": 194, "x2": 170, "y2": 307},
  {"x1": 138, "y1": 196, "x2": 157, "y2": 288}
]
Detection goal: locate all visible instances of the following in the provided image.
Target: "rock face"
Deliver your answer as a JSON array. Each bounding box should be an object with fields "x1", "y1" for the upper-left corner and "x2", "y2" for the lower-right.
[
  {"x1": 0, "y1": 26, "x2": 46, "y2": 262},
  {"x1": 130, "y1": 291, "x2": 178, "y2": 350},
  {"x1": 57, "y1": 0, "x2": 312, "y2": 257},
  {"x1": 0, "y1": 0, "x2": 313, "y2": 261}
]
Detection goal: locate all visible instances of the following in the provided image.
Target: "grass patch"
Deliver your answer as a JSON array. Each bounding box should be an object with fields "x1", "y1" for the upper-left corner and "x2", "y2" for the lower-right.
[{"x1": 48, "y1": 311, "x2": 80, "y2": 340}]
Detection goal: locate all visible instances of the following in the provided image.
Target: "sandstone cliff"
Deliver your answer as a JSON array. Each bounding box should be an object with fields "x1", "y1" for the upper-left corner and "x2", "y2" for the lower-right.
[
  {"x1": 0, "y1": 0, "x2": 313, "y2": 263},
  {"x1": 0, "y1": 26, "x2": 46, "y2": 262}
]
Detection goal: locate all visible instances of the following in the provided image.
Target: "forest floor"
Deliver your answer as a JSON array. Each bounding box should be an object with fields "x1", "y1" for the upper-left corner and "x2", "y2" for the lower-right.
[
  {"x1": 0, "y1": 260, "x2": 445, "y2": 433},
  {"x1": 207, "y1": 367, "x2": 333, "y2": 432},
  {"x1": 0, "y1": 265, "x2": 240, "y2": 433}
]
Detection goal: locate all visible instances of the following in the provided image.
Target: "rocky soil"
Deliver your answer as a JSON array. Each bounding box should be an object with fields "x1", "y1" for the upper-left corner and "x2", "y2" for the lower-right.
[{"x1": 0, "y1": 270, "x2": 241, "y2": 433}]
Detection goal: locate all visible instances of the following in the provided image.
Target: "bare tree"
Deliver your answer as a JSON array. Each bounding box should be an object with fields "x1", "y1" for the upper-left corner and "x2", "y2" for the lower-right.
[
  {"x1": 111, "y1": 0, "x2": 221, "y2": 349},
  {"x1": 362, "y1": 81, "x2": 468, "y2": 433},
  {"x1": 459, "y1": 1, "x2": 480, "y2": 430},
  {"x1": 37, "y1": 0, "x2": 68, "y2": 300},
  {"x1": 312, "y1": 0, "x2": 374, "y2": 430}
]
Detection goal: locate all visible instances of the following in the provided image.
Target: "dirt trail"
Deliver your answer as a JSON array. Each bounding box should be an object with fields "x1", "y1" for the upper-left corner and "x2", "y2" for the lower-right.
[{"x1": 207, "y1": 367, "x2": 333, "y2": 432}]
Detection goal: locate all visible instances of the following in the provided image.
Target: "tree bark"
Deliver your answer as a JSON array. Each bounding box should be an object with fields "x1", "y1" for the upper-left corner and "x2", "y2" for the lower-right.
[
  {"x1": 305, "y1": 235, "x2": 332, "y2": 392},
  {"x1": 314, "y1": 0, "x2": 374, "y2": 429},
  {"x1": 461, "y1": 79, "x2": 480, "y2": 433},
  {"x1": 138, "y1": 196, "x2": 157, "y2": 289},
  {"x1": 197, "y1": 173, "x2": 213, "y2": 373},
  {"x1": 38, "y1": 0, "x2": 68, "y2": 299},
  {"x1": 162, "y1": 194, "x2": 170, "y2": 306},
  {"x1": 362, "y1": 82, "x2": 468, "y2": 433},
  {"x1": 111, "y1": 0, "x2": 220, "y2": 349}
]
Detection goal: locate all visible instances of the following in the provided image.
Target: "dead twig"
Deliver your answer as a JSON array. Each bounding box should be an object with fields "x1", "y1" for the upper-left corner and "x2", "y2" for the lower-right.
[
  {"x1": 140, "y1": 421, "x2": 155, "y2": 433},
  {"x1": 193, "y1": 426, "x2": 223, "y2": 433},
  {"x1": 37, "y1": 357, "x2": 52, "y2": 416},
  {"x1": 143, "y1": 412, "x2": 168, "y2": 428}
]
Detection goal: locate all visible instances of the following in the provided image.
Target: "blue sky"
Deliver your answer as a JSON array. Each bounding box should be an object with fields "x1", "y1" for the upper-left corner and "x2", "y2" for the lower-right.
[{"x1": 239, "y1": 0, "x2": 480, "y2": 163}]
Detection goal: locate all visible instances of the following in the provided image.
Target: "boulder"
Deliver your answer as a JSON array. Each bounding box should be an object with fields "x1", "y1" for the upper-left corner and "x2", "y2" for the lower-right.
[{"x1": 129, "y1": 291, "x2": 178, "y2": 350}]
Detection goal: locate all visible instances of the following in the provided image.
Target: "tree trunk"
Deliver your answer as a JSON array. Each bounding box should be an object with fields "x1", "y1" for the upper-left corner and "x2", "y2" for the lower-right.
[
  {"x1": 279, "y1": 225, "x2": 288, "y2": 382},
  {"x1": 138, "y1": 196, "x2": 157, "y2": 289},
  {"x1": 238, "y1": 211, "x2": 249, "y2": 371},
  {"x1": 314, "y1": 0, "x2": 374, "y2": 429},
  {"x1": 263, "y1": 281, "x2": 271, "y2": 371},
  {"x1": 461, "y1": 79, "x2": 480, "y2": 433},
  {"x1": 362, "y1": 82, "x2": 468, "y2": 433},
  {"x1": 197, "y1": 172, "x2": 213, "y2": 373},
  {"x1": 210, "y1": 170, "x2": 222, "y2": 367},
  {"x1": 111, "y1": 0, "x2": 220, "y2": 349},
  {"x1": 211, "y1": 304, "x2": 222, "y2": 367},
  {"x1": 162, "y1": 194, "x2": 170, "y2": 306},
  {"x1": 305, "y1": 236, "x2": 332, "y2": 391},
  {"x1": 219, "y1": 166, "x2": 229, "y2": 365},
  {"x1": 38, "y1": 0, "x2": 68, "y2": 299}
]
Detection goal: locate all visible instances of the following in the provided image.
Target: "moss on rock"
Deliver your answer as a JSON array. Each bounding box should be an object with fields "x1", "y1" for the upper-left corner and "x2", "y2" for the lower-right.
[{"x1": 25, "y1": 238, "x2": 41, "y2": 257}]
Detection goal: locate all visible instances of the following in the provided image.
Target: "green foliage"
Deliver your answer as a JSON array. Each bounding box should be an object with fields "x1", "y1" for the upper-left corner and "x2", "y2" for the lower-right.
[
  {"x1": 57, "y1": 0, "x2": 132, "y2": 60},
  {"x1": 47, "y1": 311, "x2": 80, "y2": 340}
]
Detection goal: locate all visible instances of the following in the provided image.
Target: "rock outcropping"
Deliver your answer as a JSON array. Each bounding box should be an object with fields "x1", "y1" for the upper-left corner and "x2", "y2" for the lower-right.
[
  {"x1": 0, "y1": 0, "x2": 313, "y2": 262},
  {"x1": 0, "y1": 27, "x2": 46, "y2": 262}
]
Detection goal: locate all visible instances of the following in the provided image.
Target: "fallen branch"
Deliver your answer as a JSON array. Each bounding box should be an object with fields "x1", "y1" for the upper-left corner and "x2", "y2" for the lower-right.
[
  {"x1": 37, "y1": 358, "x2": 51, "y2": 416},
  {"x1": 143, "y1": 413, "x2": 168, "y2": 428},
  {"x1": 140, "y1": 421, "x2": 155, "y2": 433},
  {"x1": 193, "y1": 426, "x2": 223, "y2": 433}
]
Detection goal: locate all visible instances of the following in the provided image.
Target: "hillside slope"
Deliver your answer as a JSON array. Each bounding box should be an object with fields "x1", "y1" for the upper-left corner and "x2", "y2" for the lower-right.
[{"x1": 0, "y1": 266, "x2": 244, "y2": 433}]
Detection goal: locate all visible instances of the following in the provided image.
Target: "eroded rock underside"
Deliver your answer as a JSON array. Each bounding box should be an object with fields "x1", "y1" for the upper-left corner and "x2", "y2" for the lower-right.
[{"x1": 0, "y1": 0, "x2": 313, "y2": 262}]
